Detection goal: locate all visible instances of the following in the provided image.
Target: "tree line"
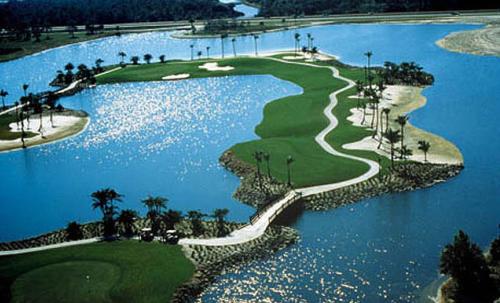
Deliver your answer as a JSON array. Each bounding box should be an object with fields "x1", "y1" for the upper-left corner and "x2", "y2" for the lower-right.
[
  {"x1": 0, "y1": 0, "x2": 242, "y2": 32},
  {"x1": 65, "y1": 188, "x2": 232, "y2": 243},
  {"x1": 246, "y1": 0, "x2": 499, "y2": 17}
]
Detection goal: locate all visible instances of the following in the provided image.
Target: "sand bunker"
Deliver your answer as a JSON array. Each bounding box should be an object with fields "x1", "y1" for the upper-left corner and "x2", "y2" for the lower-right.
[
  {"x1": 198, "y1": 62, "x2": 234, "y2": 71},
  {"x1": 343, "y1": 85, "x2": 463, "y2": 165},
  {"x1": 162, "y1": 73, "x2": 190, "y2": 80}
]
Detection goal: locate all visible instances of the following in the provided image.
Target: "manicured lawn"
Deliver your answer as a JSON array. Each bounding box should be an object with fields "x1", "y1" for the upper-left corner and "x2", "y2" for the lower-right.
[
  {"x1": 0, "y1": 114, "x2": 36, "y2": 140},
  {"x1": 0, "y1": 241, "x2": 195, "y2": 303},
  {"x1": 0, "y1": 32, "x2": 117, "y2": 62}
]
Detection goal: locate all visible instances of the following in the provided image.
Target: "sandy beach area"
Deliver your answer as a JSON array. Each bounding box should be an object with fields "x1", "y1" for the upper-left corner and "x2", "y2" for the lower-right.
[
  {"x1": 343, "y1": 85, "x2": 463, "y2": 165},
  {"x1": 0, "y1": 111, "x2": 89, "y2": 152}
]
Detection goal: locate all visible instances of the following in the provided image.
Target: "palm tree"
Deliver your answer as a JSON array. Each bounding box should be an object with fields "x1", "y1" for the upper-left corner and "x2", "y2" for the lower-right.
[
  {"x1": 142, "y1": 195, "x2": 168, "y2": 235},
  {"x1": 197, "y1": 50, "x2": 202, "y2": 60},
  {"x1": 64, "y1": 63, "x2": 74, "y2": 73},
  {"x1": 130, "y1": 56, "x2": 140, "y2": 65},
  {"x1": 400, "y1": 145, "x2": 413, "y2": 160},
  {"x1": 395, "y1": 115, "x2": 409, "y2": 158},
  {"x1": 253, "y1": 34, "x2": 259, "y2": 56},
  {"x1": 220, "y1": 34, "x2": 228, "y2": 58},
  {"x1": 213, "y1": 208, "x2": 229, "y2": 236},
  {"x1": 0, "y1": 89, "x2": 8, "y2": 109},
  {"x1": 118, "y1": 51, "x2": 127, "y2": 64},
  {"x1": 263, "y1": 152, "x2": 271, "y2": 179},
  {"x1": 95, "y1": 58, "x2": 104, "y2": 69},
  {"x1": 206, "y1": 46, "x2": 210, "y2": 59},
  {"x1": 22, "y1": 84, "x2": 29, "y2": 96},
  {"x1": 91, "y1": 188, "x2": 123, "y2": 238},
  {"x1": 384, "y1": 128, "x2": 401, "y2": 168},
  {"x1": 117, "y1": 209, "x2": 138, "y2": 237},
  {"x1": 190, "y1": 44, "x2": 194, "y2": 61},
  {"x1": 294, "y1": 33, "x2": 301, "y2": 57},
  {"x1": 19, "y1": 109, "x2": 26, "y2": 148},
  {"x1": 187, "y1": 210, "x2": 205, "y2": 237},
  {"x1": 378, "y1": 108, "x2": 391, "y2": 149},
  {"x1": 286, "y1": 155, "x2": 294, "y2": 186},
  {"x1": 143, "y1": 54, "x2": 153, "y2": 64},
  {"x1": 161, "y1": 209, "x2": 182, "y2": 231},
  {"x1": 253, "y1": 151, "x2": 263, "y2": 190},
  {"x1": 306, "y1": 33, "x2": 311, "y2": 49},
  {"x1": 231, "y1": 38, "x2": 237, "y2": 57},
  {"x1": 364, "y1": 51, "x2": 373, "y2": 88},
  {"x1": 418, "y1": 140, "x2": 431, "y2": 162},
  {"x1": 382, "y1": 108, "x2": 391, "y2": 135},
  {"x1": 355, "y1": 80, "x2": 364, "y2": 109},
  {"x1": 361, "y1": 102, "x2": 367, "y2": 125},
  {"x1": 159, "y1": 55, "x2": 166, "y2": 63},
  {"x1": 45, "y1": 92, "x2": 58, "y2": 127}
]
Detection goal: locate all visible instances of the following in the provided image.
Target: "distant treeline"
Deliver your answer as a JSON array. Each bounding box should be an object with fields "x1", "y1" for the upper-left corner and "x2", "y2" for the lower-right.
[
  {"x1": 0, "y1": 0, "x2": 242, "y2": 29},
  {"x1": 246, "y1": 0, "x2": 499, "y2": 16}
]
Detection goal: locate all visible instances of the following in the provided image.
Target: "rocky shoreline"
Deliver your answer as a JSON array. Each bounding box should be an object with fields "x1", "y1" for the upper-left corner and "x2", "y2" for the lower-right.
[
  {"x1": 171, "y1": 225, "x2": 299, "y2": 303},
  {"x1": 220, "y1": 149, "x2": 463, "y2": 211}
]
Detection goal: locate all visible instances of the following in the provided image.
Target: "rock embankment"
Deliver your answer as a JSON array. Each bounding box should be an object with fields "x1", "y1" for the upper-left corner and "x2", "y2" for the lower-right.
[
  {"x1": 219, "y1": 150, "x2": 290, "y2": 208},
  {"x1": 171, "y1": 225, "x2": 299, "y2": 303},
  {"x1": 304, "y1": 163, "x2": 463, "y2": 211}
]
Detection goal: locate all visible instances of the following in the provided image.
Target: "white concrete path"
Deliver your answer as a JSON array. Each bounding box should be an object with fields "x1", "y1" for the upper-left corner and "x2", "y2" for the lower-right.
[
  {"x1": 0, "y1": 238, "x2": 101, "y2": 256},
  {"x1": 179, "y1": 58, "x2": 380, "y2": 246}
]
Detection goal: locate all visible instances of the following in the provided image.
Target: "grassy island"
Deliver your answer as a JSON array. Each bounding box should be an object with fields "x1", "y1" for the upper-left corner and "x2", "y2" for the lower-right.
[{"x1": 97, "y1": 54, "x2": 461, "y2": 187}]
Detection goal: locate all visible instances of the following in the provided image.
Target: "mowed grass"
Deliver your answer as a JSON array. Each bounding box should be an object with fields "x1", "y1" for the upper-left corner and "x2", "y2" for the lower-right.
[
  {"x1": 98, "y1": 57, "x2": 371, "y2": 187},
  {"x1": 0, "y1": 32, "x2": 116, "y2": 62},
  {"x1": 0, "y1": 241, "x2": 195, "y2": 303},
  {"x1": 0, "y1": 114, "x2": 37, "y2": 140}
]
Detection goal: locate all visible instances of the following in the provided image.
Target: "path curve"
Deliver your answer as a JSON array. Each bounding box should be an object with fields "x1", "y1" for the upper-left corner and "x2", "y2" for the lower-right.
[{"x1": 179, "y1": 57, "x2": 379, "y2": 246}]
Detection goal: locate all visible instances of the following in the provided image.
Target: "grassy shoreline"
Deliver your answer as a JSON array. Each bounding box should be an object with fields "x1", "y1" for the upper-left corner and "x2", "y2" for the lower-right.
[{"x1": 2, "y1": 10, "x2": 499, "y2": 62}]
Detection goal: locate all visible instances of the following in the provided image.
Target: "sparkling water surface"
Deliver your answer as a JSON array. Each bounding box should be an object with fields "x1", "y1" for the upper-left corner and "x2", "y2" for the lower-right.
[{"x1": 1, "y1": 23, "x2": 499, "y2": 302}]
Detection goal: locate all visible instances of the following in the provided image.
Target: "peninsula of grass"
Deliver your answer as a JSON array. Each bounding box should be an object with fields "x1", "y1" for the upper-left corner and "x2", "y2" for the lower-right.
[
  {"x1": 97, "y1": 56, "x2": 376, "y2": 187},
  {"x1": 0, "y1": 241, "x2": 194, "y2": 303}
]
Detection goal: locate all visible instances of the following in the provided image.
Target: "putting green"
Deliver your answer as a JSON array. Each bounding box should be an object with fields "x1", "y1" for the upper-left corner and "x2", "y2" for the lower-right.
[{"x1": 11, "y1": 261, "x2": 120, "y2": 303}]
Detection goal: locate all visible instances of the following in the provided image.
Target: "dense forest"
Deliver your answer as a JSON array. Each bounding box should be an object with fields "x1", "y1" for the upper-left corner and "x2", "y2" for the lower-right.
[
  {"x1": 0, "y1": 0, "x2": 242, "y2": 29},
  {"x1": 246, "y1": 0, "x2": 499, "y2": 16}
]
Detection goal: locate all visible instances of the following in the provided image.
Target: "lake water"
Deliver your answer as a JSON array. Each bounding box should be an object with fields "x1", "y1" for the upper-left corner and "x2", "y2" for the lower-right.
[
  {"x1": 219, "y1": 0, "x2": 259, "y2": 18},
  {"x1": 1, "y1": 24, "x2": 499, "y2": 302}
]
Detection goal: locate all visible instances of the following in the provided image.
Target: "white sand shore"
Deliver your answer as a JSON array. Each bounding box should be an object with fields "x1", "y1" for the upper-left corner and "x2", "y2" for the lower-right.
[
  {"x1": 0, "y1": 112, "x2": 89, "y2": 152},
  {"x1": 343, "y1": 85, "x2": 463, "y2": 165},
  {"x1": 436, "y1": 20, "x2": 500, "y2": 57},
  {"x1": 162, "y1": 73, "x2": 190, "y2": 80},
  {"x1": 198, "y1": 62, "x2": 234, "y2": 71}
]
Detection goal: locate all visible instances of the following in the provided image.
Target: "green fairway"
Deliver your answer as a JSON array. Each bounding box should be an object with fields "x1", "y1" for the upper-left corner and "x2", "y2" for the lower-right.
[
  {"x1": 97, "y1": 56, "x2": 386, "y2": 187},
  {"x1": 0, "y1": 241, "x2": 195, "y2": 303},
  {"x1": 0, "y1": 114, "x2": 37, "y2": 140}
]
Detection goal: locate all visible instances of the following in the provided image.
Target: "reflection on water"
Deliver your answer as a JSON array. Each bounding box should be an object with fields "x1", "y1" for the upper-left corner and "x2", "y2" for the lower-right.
[
  {"x1": 0, "y1": 76, "x2": 302, "y2": 241},
  {"x1": 0, "y1": 23, "x2": 499, "y2": 302}
]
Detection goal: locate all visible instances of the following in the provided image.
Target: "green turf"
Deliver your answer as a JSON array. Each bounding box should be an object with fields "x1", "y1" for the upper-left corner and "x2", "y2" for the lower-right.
[
  {"x1": 97, "y1": 56, "x2": 391, "y2": 187},
  {"x1": 0, "y1": 114, "x2": 37, "y2": 140},
  {"x1": 0, "y1": 32, "x2": 117, "y2": 62},
  {"x1": 0, "y1": 241, "x2": 195, "y2": 303}
]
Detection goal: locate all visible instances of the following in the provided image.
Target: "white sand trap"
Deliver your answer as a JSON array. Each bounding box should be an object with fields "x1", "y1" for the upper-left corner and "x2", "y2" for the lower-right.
[
  {"x1": 282, "y1": 55, "x2": 306, "y2": 60},
  {"x1": 8, "y1": 115, "x2": 82, "y2": 138},
  {"x1": 162, "y1": 73, "x2": 190, "y2": 80},
  {"x1": 198, "y1": 62, "x2": 234, "y2": 71}
]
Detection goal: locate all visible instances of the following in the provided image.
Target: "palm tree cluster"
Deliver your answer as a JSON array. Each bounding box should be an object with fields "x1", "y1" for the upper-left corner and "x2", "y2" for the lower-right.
[
  {"x1": 378, "y1": 61, "x2": 434, "y2": 86},
  {"x1": 356, "y1": 51, "x2": 433, "y2": 167},
  {"x1": 86, "y1": 188, "x2": 231, "y2": 240},
  {"x1": 10, "y1": 86, "x2": 63, "y2": 148},
  {"x1": 253, "y1": 150, "x2": 296, "y2": 188},
  {"x1": 51, "y1": 59, "x2": 104, "y2": 86}
]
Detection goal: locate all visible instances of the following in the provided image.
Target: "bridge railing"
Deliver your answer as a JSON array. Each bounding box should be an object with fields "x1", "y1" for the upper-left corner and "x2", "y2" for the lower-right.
[{"x1": 247, "y1": 191, "x2": 303, "y2": 226}]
